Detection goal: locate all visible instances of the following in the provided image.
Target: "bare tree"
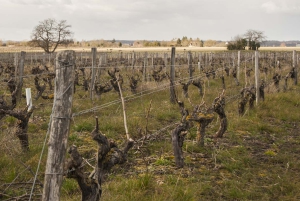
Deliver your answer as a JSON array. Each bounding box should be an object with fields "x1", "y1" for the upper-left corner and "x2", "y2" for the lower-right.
[
  {"x1": 244, "y1": 29, "x2": 266, "y2": 50},
  {"x1": 30, "y1": 18, "x2": 73, "y2": 53}
]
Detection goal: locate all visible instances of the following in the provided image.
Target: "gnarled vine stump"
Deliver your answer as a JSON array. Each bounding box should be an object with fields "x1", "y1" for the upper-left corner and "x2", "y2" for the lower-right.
[
  {"x1": 188, "y1": 104, "x2": 214, "y2": 146},
  {"x1": 171, "y1": 101, "x2": 190, "y2": 168},
  {"x1": 213, "y1": 91, "x2": 227, "y2": 138},
  {"x1": 0, "y1": 105, "x2": 35, "y2": 151},
  {"x1": 179, "y1": 80, "x2": 191, "y2": 98},
  {"x1": 65, "y1": 117, "x2": 134, "y2": 201},
  {"x1": 191, "y1": 78, "x2": 203, "y2": 96}
]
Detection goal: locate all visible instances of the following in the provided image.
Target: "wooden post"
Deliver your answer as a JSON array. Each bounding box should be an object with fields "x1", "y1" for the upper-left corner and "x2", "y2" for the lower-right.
[
  {"x1": 132, "y1": 52, "x2": 135, "y2": 71},
  {"x1": 237, "y1": 51, "x2": 240, "y2": 82},
  {"x1": 143, "y1": 52, "x2": 147, "y2": 82},
  {"x1": 90, "y1": 48, "x2": 97, "y2": 100},
  {"x1": 42, "y1": 50, "x2": 75, "y2": 201},
  {"x1": 188, "y1": 51, "x2": 193, "y2": 81},
  {"x1": 170, "y1": 47, "x2": 176, "y2": 104},
  {"x1": 16, "y1": 51, "x2": 25, "y2": 103},
  {"x1": 14, "y1": 53, "x2": 19, "y2": 74},
  {"x1": 80, "y1": 52, "x2": 82, "y2": 66},
  {"x1": 274, "y1": 52, "x2": 277, "y2": 68},
  {"x1": 43, "y1": 53, "x2": 46, "y2": 65},
  {"x1": 255, "y1": 51, "x2": 259, "y2": 105},
  {"x1": 293, "y1": 50, "x2": 297, "y2": 85},
  {"x1": 151, "y1": 54, "x2": 154, "y2": 68},
  {"x1": 97, "y1": 54, "x2": 102, "y2": 81},
  {"x1": 205, "y1": 52, "x2": 208, "y2": 68},
  {"x1": 198, "y1": 53, "x2": 201, "y2": 73},
  {"x1": 232, "y1": 52, "x2": 235, "y2": 68},
  {"x1": 48, "y1": 53, "x2": 51, "y2": 67},
  {"x1": 35, "y1": 53, "x2": 37, "y2": 65}
]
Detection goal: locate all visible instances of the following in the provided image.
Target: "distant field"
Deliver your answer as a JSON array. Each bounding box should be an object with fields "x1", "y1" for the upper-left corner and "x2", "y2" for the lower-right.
[{"x1": 1, "y1": 46, "x2": 300, "y2": 53}]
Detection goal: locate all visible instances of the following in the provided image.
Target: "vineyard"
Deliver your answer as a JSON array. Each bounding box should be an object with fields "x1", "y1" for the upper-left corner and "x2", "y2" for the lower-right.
[{"x1": 0, "y1": 48, "x2": 300, "y2": 200}]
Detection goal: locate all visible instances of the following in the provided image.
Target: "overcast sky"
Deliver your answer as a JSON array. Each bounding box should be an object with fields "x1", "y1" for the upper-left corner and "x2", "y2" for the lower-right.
[{"x1": 1, "y1": 0, "x2": 300, "y2": 41}]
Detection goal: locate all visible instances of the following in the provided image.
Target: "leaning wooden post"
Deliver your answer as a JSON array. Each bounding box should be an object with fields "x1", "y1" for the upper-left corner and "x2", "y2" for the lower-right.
[
  {"x1": 188, "y1": 51, "x2": 193, "y2": 81},
  {"x1": 117, "y1": 75, "x2": 130, "y2": 140},
  {"x1": 293, "y1": 50, "x2": 297, "y2": 85},
  {"x1": 255, "y1": 51, "x2": 260, "y2": 105},
  {"x1": 170, "y1": 47, "x2": 176, "y2": 104},
  {"x1": 90, "y1": 47, "x2": 97, "y2": 100},
  {"x1": 42, "y1": 50, "x2": 75, "y2": 201},
  {"x1": 237, "y1": 51, "x2": 240, "y2": 82}
]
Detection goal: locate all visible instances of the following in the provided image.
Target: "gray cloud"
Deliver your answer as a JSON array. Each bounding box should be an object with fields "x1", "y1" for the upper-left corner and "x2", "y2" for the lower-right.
[
  {"x1": 261, "y1": 0, "x2": 300, "y2": 14},
  {"x1": 1, "y1": 0, "x2": 299, "y2": 41}
]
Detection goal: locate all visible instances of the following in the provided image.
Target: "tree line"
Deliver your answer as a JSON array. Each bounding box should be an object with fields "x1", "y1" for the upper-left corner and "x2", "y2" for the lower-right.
[{"x1": 0, "y1": 18, "x2": 269, "y2": 53}]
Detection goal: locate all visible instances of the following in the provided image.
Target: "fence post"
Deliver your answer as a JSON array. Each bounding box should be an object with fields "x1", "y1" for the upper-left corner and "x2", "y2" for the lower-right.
[
  {"x1": 170, "y1": 47, "x2": 176, "y2": 104},
  {"x1": 15, "y1": 51, "x2": 25, "y2": 103},
  {"x1": 255, "y1": 51, "x2": 260, "y2": 105},
  {"x1": 43, "y1": 53, "x2": 46, "y2": 65},
  {"x1": 143, "y1": 52, "x2": 147, "y2": 82},
  {"x1": 90, "y1": 48, "x2": 97, "y2": 100},
  {"x1": 188, "y1": 51, "x2": 193, "y2": 81},
  {"x1": 14, "y1": 53, "x2": 18, "y2": 74},
  {"x1": 293, "y1": 50, "x2": 297, "y2": 85},
  {"x1": 198, "y1": 53, "x2": 201, "y2": 73},
  {"x1": 97, "y1": 54, "x2": 102, "y2": 81},
  {"x1": 237, "y1": 51, "x2": 240, "y2": 82},
  {"x1": 132, "y1": 52, "x2": 135, "y2": 71},
  {"x1": 42, "y1": 50, "x2": 75, "y2": 201}
]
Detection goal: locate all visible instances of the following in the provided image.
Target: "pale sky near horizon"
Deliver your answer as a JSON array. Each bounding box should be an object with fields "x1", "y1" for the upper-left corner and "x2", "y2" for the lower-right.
[{"x1": 1, "y1": 0, "x2": 299, "y2": 41}]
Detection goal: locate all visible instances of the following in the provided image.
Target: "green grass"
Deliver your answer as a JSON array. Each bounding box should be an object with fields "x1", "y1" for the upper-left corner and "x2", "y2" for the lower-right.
[{"x1": 1, "y1": 53, "x2": 300, "y2": 200}]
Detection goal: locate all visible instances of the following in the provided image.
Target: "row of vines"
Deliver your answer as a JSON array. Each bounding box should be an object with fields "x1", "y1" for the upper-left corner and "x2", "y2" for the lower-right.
[{"x1": 0, "y1": 49, "x2": 298, "y2": 200}]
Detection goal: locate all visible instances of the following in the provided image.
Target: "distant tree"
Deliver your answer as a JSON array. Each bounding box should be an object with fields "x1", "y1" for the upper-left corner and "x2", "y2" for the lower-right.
[
  {"x1": 204, "y1": 40, "x2": 217, "y2": 47},
  {"x1": 112, "y1": 38, "x2": 116, "y2": 43},
  {"x1": 153, "y1": 41, "x2": 161, "y2": 47},
  {"x1": 143, "y1": 41, "x2": 150, "y2": 47},
  {"x1": 244, "y1": 29, "x2": 266, "y2": 50},
  {"x1": 143, "y1": 40, "x2": 161, "y2": 47},
  {"x1": 200, "y1": 40, "x2": 204, "y2": 47},
  {"x1": 194, "y1": 38, "x2": 202, "y2": 47},
  {"x1": 182, "y1": 36, "x2": 188, "y2": 41},
  {"x1": 119, "y1": 42, "x2": 122, "y2": 47},
  {"x1": 6, "y1": 40, "x2": 15, "y2": 46},
  {"x1": 227, "y1": 35, "x2": 247, "y2": 50},
  {"x1": 227, "y1": 30, "x2": 266, "y2": 50},
  {"x1": 176, "y1": 38, "x2": 181, "y2": 46},
  {"x1": 30, "y1": 18, "x2": 73, "y2": 53},
  {"x1": 181, "y1": 36, "x2": 189, "y2": 46}
]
